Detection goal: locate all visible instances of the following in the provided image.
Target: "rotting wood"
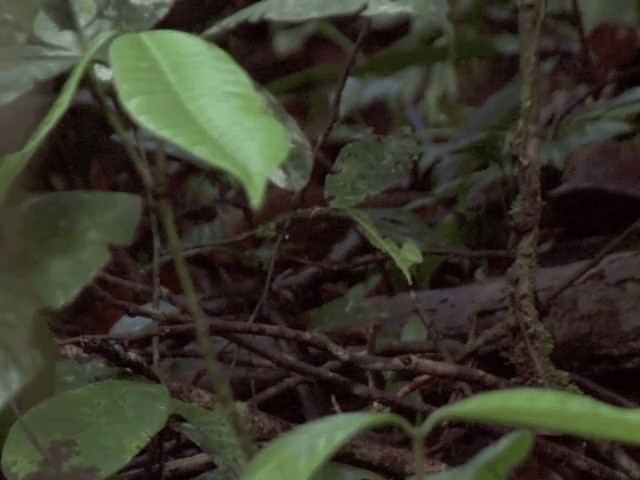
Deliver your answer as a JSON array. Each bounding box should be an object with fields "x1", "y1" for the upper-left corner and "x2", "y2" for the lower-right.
[{"x1": 364, "y1": 251, "x2": 640, "y2": 370}]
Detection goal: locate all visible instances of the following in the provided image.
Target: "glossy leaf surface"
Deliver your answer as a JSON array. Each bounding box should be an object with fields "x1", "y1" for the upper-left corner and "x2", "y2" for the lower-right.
[
  {"x1": 426, "y1": 388, "x2": 640, "y2": 446},
  {"x1": 110, "y1": 30, "x2": 290, "y2": 209}
]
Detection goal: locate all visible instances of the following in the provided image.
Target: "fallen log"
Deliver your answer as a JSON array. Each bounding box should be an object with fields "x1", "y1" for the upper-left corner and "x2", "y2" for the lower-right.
[{"x1": 364, "y1": 251, "x2": 640, "y2": 371}]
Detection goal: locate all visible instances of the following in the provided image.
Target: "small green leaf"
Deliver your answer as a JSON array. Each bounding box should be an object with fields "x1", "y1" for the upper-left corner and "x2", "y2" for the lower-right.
[
  {"x1": 1, "y1": 380, "x2": 170, "y2": 480},
  {"x1": 0, "y1": 190, "x2": 140, "y2": 413},
  {"x1": 423, "y1": 431, "x2": 534, "y2": 480},
  {"x1": 242, "y1": 412, "x2": 409, "y2": 480},
  {"x1": 0, "y1": 30, "x2": 117, "y2": 205},
  {"x1": 424, "y1": 388, "x2": 640, "y2": 446},
  {"x1": 325, "y1": 128, "x2": 418, "y2": 208},
  {"x1": 310, "y1": 274, "x2": 386, "y2": 332},
  {"x1": 400, "y1": 314, "x2": 428, "y2": 342},
  {"x1": 171, "y1": 400, "x2": 242, "y2": 479},
  {"x1": 346, "y1": 208, "x2": 422, "y2": 284},
  {"x1": 110, "y1": 30, "x2": 290, "y2": 209}
]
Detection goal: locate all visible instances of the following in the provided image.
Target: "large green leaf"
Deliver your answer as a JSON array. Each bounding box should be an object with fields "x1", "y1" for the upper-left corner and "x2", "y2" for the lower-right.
[
  {"x1": 0, "y1": 0, "x2": 172, "y2": 105},
  {"x1": 242, "y1": 412, "x2": 409, "y2": 480},
  {"x1": 0, "y1": 190, "x2": 140, "y2": 414},
  {"x1": 0, "y1": 30, "x2": 116, "y2": 205},
  {"x1": 424, "y1": 431, "x2": 534, "y2": 480},
  {"x1": 424, "y1": 388, "x2": 640, "y2": 446},
  {"x1": 1, "y1": 191, "x2": 142, "y2": 310},
  {"x1": 1, "y1": 380, "x2": 170, "y2": 480},
  {"x1": 109, "y1": 30, "x2": 290, "y2": 209},
  {"x1": 205, "y1": 0, "x2": 445, "y2": 36},
  {"x1": 0, "y1": 187, "x2": 140, "y2": 416}
]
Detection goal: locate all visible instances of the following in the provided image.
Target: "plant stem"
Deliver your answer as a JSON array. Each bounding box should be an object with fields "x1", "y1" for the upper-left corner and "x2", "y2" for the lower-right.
[
  {"x1": 508, "y1": 0, "x2": 555, "y2": 386},
  {"x1": 88, "y1": 72, "x2": 155, "y2": 190},
  {"x1": 154, "y1": 144, "x2": 255, "y2": 464},
  {"x1": 412, "y1": 430, "x2": 427, "y2": 480},
  {"x1": 92, "y1": 76, "x2": 254, "y2": 464}
]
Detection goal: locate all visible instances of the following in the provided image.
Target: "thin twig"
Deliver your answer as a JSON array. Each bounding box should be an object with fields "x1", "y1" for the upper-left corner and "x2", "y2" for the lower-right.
[
  {"x1": 544, "y1": 216, "x2": 640, "y2": 304},
  {"x1": 248, "y1": 19, "x2": 372, "y2": 316},
  {"x1": 547, "y1": 65, "x2": 640, "y2": 140},
  {"x1": 570, "y1": 0, "x2": 593, "y2": 76},
  {"x1": 228, "y1": 333, "x2": 435, "y2": 417},
  {"x1": 137, "y1": 132, "x2": 162, "y2": 370},
  {"x1": 154, "y1": 144, "x2": 255, "y2": 463},
  {"x1": 247, "y1": 227, "x2": 286, "y2": 323},
  {"x1": 313, "y1": 18, "x2": 371, "y2": 159}
]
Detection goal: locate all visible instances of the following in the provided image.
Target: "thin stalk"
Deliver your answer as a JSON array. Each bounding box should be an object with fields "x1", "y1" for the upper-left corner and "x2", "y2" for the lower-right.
[
  {"x1": 412, "y1": 430, "x2": 427, "y2": 480},
  {"x1": 154, "y1": 143, "x2": 255, "y2": 464},
  {"x1": 88, "y1": 72, "x2": 154, "y2": 190},
  {"x1": 91, "y1": 75, "x2": 254, "y2": 463}
]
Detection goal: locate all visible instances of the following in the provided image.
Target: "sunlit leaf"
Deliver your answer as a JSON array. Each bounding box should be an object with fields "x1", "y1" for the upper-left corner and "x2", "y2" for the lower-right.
[
  {"x1": 110, "y1": 30, "x2": 290, "y2": 209},
  {"x1": 424, "y1": 388, "x2": 640, "y2": 446}
]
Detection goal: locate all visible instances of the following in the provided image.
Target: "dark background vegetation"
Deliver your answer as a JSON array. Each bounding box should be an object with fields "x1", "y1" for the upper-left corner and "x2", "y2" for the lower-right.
[{"x1": 4, "y1": 0, "x2": 640, "y2": 479}]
